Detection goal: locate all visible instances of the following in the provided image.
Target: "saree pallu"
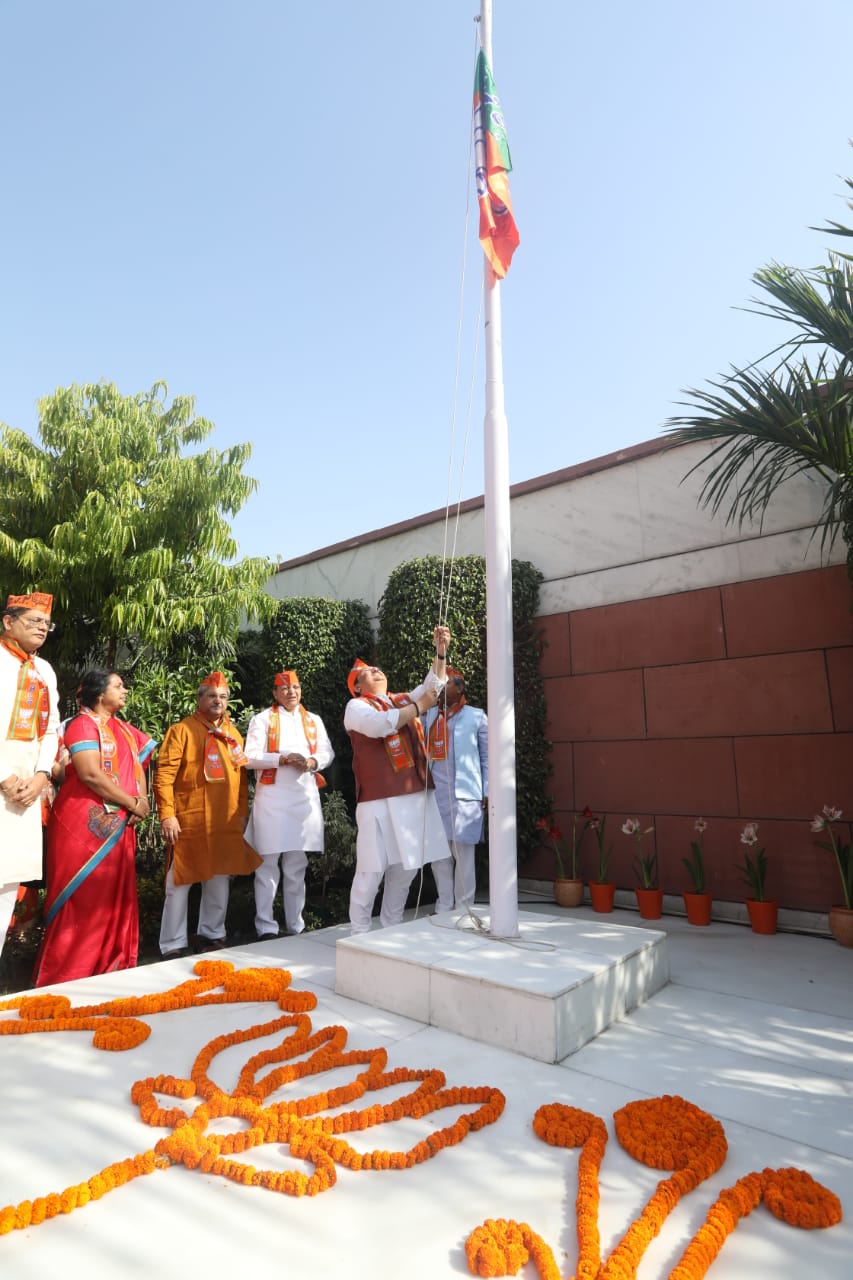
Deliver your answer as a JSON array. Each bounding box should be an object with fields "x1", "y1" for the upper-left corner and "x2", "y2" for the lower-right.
[{"x1": 34, "y1": 715, "x2": 155, "y2": 987}]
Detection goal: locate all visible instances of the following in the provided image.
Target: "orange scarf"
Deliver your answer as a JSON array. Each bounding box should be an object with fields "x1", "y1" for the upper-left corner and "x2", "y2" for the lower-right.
[
  {"x1": 79, "y1": 708, "x2": 146, "y2": 806},
  {"x1": 361, "y1": 693, "x2": 423, "y2": 773},
  {"x1": 427, "y1": 696, "x2": 467, "y2": 761},
  {"x1": 260, "y1": 705, "x2": 326, "y2": 787},
  {"x1": 194, "y1": 712, "x2": 247, "y2": 782},
  {"x1": 1, "y1": 637, "x2": 50, "y2": 742}
]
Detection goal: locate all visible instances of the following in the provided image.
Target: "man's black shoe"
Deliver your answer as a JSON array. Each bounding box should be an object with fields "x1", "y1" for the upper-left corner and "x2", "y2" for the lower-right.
[
  {"x1": 161, "y1": 946, "x2": 192, "y2": 959},
  {"x1": 193, "y1": 935, "x2": 228, "y2": 953},
  {"x1": 256, "y1": 932, "x2": 280, "y2": 943}
]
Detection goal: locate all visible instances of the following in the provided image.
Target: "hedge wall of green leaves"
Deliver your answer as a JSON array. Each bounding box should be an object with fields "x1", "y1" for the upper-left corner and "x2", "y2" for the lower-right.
[{"x1": 376, "y1": 555, "x2": 550, "y2": 863}]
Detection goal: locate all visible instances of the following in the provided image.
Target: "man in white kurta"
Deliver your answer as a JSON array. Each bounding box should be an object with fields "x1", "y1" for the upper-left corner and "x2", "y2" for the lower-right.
[
  {"x1": 344, "y1": 626, "x2": 452, "y2": 934},
  {"x1": 244, "y1": 669, "x2": 334, "y2": 938},
  {"x1": 0, "y1": 592, "x2": 60, "y2": 956}
]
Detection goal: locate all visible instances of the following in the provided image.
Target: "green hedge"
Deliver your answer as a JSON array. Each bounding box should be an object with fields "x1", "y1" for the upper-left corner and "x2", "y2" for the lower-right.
[{"x1": 376, "y1": 555, "x2": 550, "y2": 862}]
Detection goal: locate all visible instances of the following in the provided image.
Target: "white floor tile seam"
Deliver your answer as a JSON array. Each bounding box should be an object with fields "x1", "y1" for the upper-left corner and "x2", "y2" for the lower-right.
[
  {"x1": 619, "y1": 994, "x2": 853, "y2": 1082},
  {"x1": 560, "y1": 1011, "x2": 853, "y2": 1087},
  {"x1": 555, "y1": 1014, "x2": 853, "y2": 1109},
  {"x1": 666, "y1": 969, "x2": 853, "y2": 1015},
  {"x1": 552, "y1": 1056, "x2": 853, "y2": 1171}
]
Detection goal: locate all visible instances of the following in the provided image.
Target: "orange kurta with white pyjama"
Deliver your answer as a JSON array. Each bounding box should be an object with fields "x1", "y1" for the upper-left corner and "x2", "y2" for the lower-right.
[{"x1": 153, "y1": 714, "x2": 259, "y2": 886}]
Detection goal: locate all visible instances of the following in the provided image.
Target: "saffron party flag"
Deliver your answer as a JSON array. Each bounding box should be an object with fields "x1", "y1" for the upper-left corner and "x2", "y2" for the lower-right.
[{"x1": 473, "y1": 48, "x2": 519, "y2": 278}]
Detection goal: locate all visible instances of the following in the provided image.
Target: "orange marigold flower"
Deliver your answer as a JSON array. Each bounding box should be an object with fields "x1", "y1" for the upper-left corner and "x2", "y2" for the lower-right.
[{"x1": 763, "y1": 1167, "x2": 843, "y2": 1229}]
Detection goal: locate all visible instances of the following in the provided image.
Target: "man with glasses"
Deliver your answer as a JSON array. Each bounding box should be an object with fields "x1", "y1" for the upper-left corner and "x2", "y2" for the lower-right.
[{"x1": 0, "y1": 592, "x2": 60, "y2": 957}]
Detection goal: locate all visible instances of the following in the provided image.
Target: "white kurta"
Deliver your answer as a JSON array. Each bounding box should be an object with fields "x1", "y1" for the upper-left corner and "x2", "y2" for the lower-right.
[
  {"x1": 0, "y1": 645, "x2": 60, "y2": 883},
  {"x1": 344, "y1": 674, "x2": 450, "y2": 873},
  {"x1": 243, "y1": 705, "x2": 334, "y2": 854}
]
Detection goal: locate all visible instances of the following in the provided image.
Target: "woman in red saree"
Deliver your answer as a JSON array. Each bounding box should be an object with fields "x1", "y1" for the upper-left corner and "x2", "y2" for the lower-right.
[{"x1": 34, "y1": 670, "x2": 155, "y2": 986}]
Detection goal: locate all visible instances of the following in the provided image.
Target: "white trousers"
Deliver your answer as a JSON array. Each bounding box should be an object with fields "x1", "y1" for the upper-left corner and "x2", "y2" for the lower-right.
[
  {"x1": 430, "y1": 842, "x2": 476, "y2": 911},
  {"x1": 452, "y1": 841, "x2": 477, "y2": 907},
  {"x1": 0, "y1": 881, "x2": 19, "y2": 959},
  {"x1": 349, "y1": 864, "x2": 417, "y2": 934},
  {"x1": 253, "y1": 850, "x2": 308, "y2": 936},
  {"x1": 159, "y1": 866, "x2": 231, "y2": 954}
]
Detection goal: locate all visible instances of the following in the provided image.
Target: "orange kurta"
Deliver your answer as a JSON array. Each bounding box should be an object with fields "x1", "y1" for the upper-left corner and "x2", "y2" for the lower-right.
[{"x1": 153, "y1": 715, "x2": 259, "y2": 885}]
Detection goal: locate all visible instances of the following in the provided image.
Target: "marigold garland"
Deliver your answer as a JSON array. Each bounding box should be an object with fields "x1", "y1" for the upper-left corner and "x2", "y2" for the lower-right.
[
  {"x1": 762, "y1": 1167, "x2": 842, "y2": 1230},
  {"x1": 0, "y1": 960, "x2": 505, "y2": 1236},
  {"x1": 532, "y1": 1103, "x2": 608, "y2": 1279},
  {"x1": 466, "y1": 1094, "x2": 842, "y2": 1280},
  {"x1": 465, "y1": 1218, "x2": 560, "y2": 1280}
]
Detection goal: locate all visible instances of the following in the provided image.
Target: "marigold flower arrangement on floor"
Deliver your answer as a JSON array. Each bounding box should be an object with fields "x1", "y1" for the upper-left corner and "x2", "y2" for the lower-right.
[
  {"x1": 465, "y1": 1095, "x2": 841, "y2": 1280},
  {"x1": 0, "y1": 960, "x2": 505, "y2": 1234}
]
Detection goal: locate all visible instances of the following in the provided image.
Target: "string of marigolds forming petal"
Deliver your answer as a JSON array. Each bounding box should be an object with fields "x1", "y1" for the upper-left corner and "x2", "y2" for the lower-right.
[
  {"x1": 0, "y1": 960, "x2": 505, "y2": 1235},
  {"x1": 465, "y1": 1095, "x2": 841, "y2": 1280},
  {"x1": 532, "y1": 1104, "x2": 608, "y2": 1280}
]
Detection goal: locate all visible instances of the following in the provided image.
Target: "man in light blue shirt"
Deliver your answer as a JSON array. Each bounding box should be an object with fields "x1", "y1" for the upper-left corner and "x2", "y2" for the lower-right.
[{"x1": 423, "y1": 668, "x2": 488, "y2": 910}]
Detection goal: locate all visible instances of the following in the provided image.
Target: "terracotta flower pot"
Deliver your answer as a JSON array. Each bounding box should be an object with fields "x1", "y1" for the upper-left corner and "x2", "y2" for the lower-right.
[
  {"x1": 683, "y1": 891, "x2": 712, "y2": 927},
  {"x1": 589, "y1": 881, "x2": 615, "y2": 913},
  {"x1": 746, "y1": 898, "x2": 778, "y2": 935},
  {"x1": 828, "y1": 905, "x2": 853, "y2": 947},
  {"x1": 553, "y1": 878, "x2": 584, "y2": 908},
  {"x1": 635, "y1": 886, "x2": 663, "y2": 919}
]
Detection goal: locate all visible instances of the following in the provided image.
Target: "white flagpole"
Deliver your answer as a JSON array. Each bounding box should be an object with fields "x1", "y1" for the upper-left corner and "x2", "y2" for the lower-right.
[{"x1": 479, "y1": 0, "x2": 519, "y2": 939}]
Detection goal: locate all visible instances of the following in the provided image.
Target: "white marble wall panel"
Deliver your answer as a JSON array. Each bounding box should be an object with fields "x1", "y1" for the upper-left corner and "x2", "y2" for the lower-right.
[
  {"x1": 268, "y1": 440, "x2": 843, "y2": 619},
  {"x1": 538, "y1": 529, "x2": 840, "y2": 615}
]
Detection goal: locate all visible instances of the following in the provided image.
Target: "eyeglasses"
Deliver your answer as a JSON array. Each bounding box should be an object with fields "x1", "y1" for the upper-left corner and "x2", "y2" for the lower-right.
[{"x1": 19, "y1": 617, "x2": 55, "y2": 632}]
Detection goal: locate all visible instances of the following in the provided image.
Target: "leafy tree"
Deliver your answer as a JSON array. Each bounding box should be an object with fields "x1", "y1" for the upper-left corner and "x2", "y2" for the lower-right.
[
  {"x1": 666, "y1": 181, "x2": 853, "y2": 585},
  {"x1": 0, "y1": 380, "x2": 277, "y2": 686}
]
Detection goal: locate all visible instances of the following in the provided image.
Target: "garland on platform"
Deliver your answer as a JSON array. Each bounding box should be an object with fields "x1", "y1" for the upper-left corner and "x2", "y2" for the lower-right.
[
  {"x1": 0, "y1": 960, "x2": 504, "y2": 1234},
  {"x1": 465, "y1": 1095, "x2": 841, "y2": 1280}
]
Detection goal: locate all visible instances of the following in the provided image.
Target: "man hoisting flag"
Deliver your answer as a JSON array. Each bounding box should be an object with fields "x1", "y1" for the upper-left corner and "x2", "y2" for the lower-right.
[{"x1": 473, "y1": 47, "x2": 519, "y2": 278}]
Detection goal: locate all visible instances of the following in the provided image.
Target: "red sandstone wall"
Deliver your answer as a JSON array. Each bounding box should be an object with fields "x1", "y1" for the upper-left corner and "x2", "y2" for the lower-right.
[{"x1": 535, "y1": 564, "x2": 853, "y2": 912}]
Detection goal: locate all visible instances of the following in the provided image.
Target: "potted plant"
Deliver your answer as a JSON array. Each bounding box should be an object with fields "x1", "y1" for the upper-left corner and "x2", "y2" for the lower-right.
[
  {"x1": 737, "y1": 822, "x2": 777, "y2": 934},
  {"x1": 536, "y1": 809, "x2": 592, "y2": 907},
  {"x1": 623, "y1": 818, "x2": 661, "y2": 919},
  {"x1": 682, "y1": 817, "x2": 712, "y2": 926},
  {"x1": 810, "y1": 805, "x2": 853, "y2": 947},
  {"x1": 588, "y1": 812, "x2": 615, "y2": 912}
]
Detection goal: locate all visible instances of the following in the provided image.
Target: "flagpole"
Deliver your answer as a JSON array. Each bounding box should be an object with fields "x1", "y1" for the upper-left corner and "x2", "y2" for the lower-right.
[{"x1": 479, "y1": 0, "x2": 519, "y2": 939}]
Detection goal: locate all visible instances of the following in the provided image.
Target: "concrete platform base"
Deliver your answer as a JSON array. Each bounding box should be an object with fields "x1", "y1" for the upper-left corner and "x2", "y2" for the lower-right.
[{"x1": 334, "y1": 908, "x2": 669, "y2": 1062}]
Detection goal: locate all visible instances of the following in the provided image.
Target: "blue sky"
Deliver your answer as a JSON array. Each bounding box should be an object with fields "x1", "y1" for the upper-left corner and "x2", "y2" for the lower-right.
[{"x1": 2, "y1": 0, "x2": 853, "y2": 565}]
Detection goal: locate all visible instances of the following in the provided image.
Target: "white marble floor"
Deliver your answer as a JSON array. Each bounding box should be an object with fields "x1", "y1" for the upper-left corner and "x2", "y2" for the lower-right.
[{"x1": 0, "y1": 901, "x2": 850, "y2": 1279}]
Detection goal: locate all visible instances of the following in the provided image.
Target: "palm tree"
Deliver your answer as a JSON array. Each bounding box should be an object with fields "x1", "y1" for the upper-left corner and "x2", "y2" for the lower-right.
[{"x1": 666, "y1": 182, "x2": 853, "y2": 586}]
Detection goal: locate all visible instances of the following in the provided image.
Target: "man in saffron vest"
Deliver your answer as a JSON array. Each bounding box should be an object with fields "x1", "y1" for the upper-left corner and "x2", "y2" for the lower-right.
[
  {"x1": 154, "y1": 671, "x2": 260, "y2": 957},
  {"x1": 0, "y1": 592, "x2": 60, "y2": 957},
  {"x1": 244, "y1": 669, "x2": 334, "y2": 940},
  {"x1": 344, "y1": 626, "x2": 452, "y2": 934},
  {"x1": 423, "y1": 667, "x2": 489, "y2": 910}
]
